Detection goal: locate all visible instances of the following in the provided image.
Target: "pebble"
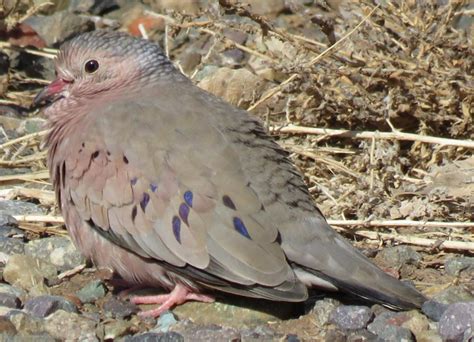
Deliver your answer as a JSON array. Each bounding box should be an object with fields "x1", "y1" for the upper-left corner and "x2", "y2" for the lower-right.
[
  {"x1": 0, "y1": 284, "x2": 26, "y2": 301},
  {"x1": 375, "y1": 246, "x2": 422, "y2": 268},
  {"x1": 125, "y1": 332, "x2": 185, "y2": 342},
  {"x1": 172, "y1": 319, "x2": 240, "y2": 341},
  {"x1": 310, "y1": 298, "x2": 341, "y2": 327},
  {"x1": 3, "y1": 254, "x2": 58, "y2": 294},
  {"x1": 346, "y1": 329, "x2": 379, "y2": 341},
  {"x1": 24, "y1": 295, "x2": 78, "y2": 318},
  {"x1": 76, "y1": 280, "x2": 108, "y2": 304},
  {"x1": 421, "y1": 300, "x2": 448, "y2": 322},
  {"x1": 444, "y1": 256, "x2": 474, "y2": 276},
  {"x1": 0, "y1": 237, "x2": 25, "y2": 256},
  {"x1": 154, "y1": 310, "x2": 178, "y2": 333},
  {"x1": 7, "y1": 311, "x2": 45, "y2": 335},
  {"x1": 0, "y1": 214, "x2": 20, "y2": 235},
  {"x1": 102, "y1": 319, "x2": 134, "y2": 340},
  {"x1": 438, "y1": 301, "x2": 474, "y2": 342},
  {"x1": 367, "y1": 312, "x2": 414, "y2": 342},
  {"x1": 329, "y1": 305, "x2": 373, "y2": 330},
  {"x1": 0, "y1": 316, "x2": 17, "y2": 335},
  {"x1": 0, "y1": 200, "x2": 45, "y2": 217},
  {"x1": 25, "y1": 236, "x2": 85, "y2": 272},
  {"x1": 0, "y1": 293, "x2": 21, "y2": 309},
  {"x1": 433, "y1": 285, "x2": 474, "y2": 304},
  {"x1": 43, "y1": 310, "x2": 98, "y2": 341},
  {"x1": 103, "y1": 297, "x2": 139, "y2": 319}
]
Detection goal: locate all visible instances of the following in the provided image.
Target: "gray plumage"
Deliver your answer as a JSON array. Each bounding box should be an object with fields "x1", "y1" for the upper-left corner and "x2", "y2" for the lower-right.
[{"x1": 36, "y1": 30, "x2": 426, "y2": 314}]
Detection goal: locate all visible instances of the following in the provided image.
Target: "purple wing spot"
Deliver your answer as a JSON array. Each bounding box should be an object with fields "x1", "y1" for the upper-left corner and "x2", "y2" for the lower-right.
[
  {"x1": 233, "y1": 217, "x2": 251, "y2": 240},
  {"x1": 150, "y1": 183, "x2": 158, "y2": 192},
  {"x1": 184, "y1": 191, "x2": 193, "y2": 207},
  {"x1": 179, "y1": 203, "x2": 190, "y2": 225},
  {"x1": 172, "y1": 216, "x2": 181, "y2": 243},
  {"x1": 130, "y1": 177, "x2": 138, "y2": 186},
  {"x1": 140, "y1": 193, "x2": 150, "y2": 211},
  {"x1": 222, "y1": 195, "x2": 236, "y2": 210}
]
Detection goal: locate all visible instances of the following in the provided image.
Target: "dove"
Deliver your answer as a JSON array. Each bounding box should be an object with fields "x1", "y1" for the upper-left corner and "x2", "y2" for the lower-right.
[{"x1": 35, "y1": 30, "x2": 426, "y2": 317}]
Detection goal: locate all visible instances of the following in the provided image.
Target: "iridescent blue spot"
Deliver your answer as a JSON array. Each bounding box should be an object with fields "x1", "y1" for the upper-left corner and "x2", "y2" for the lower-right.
[
  {"x1": 179, "y1": 203, "x2": 189, "y2": 225},
  {"x1": 183, "y1": 191, "x2": 193, "y2": 207},
  {"x1": 222, "y1": 195, "x2": 236, "y2": 210},
  {"x1": 233, "y1": 217, "x2": 251, "y2": 239},
  {"x1": 130, "y1": 177, "x2": 138, "y2": 186},
  {"x1": 172, "y1": 216, "x2": 181, "y2": 243},
  {"x1": 150, "y1": 183, "x2": 158, "y2": 192},
  {"x1": 140, "y1": 193, "x2": 150, "y2": 211}
]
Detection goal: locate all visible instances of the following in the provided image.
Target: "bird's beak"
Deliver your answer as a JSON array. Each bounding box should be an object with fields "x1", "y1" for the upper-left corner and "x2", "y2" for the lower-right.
[{"x1": 33, "y1": 78, "x2": 71, "y2": 107}]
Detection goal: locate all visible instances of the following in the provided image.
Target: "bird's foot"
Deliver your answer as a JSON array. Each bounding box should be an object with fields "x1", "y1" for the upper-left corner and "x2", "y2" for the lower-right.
[{"x1": 130, "y1": 283, "x2": 214, "y2": 318}]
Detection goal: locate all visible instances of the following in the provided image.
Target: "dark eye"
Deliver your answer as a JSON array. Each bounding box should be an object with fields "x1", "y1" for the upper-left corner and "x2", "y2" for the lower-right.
[{"x1": 84, "y1": 59, "x2": 99, "y2": 73}]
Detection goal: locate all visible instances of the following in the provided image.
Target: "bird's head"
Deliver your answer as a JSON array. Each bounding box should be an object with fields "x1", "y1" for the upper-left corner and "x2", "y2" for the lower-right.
[{"x1": 34, "y1": 30, "x2": 177, "y2": 106}]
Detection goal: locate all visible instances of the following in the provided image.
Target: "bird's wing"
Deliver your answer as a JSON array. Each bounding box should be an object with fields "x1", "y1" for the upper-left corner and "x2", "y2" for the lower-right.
[{"x1": 55, "y1": 85, "x2": 306, "y2": 300}]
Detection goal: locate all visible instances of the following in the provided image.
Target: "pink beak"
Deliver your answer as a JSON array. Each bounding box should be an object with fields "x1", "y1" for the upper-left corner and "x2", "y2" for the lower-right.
[{"x1": 33, "y1": 78, "x2": 71, "y2": 106}]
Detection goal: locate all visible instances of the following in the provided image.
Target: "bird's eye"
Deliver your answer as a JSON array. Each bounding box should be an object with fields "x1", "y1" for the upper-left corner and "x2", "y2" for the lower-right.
[{"x1": 84, "y1": 60, "x2": 99, "y2": 73}]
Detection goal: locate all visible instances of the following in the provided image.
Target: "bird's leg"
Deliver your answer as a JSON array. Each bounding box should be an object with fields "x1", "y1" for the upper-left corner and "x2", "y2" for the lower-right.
[{"x1": 130, "y1": 283, "x2": 214, "y2": 318}]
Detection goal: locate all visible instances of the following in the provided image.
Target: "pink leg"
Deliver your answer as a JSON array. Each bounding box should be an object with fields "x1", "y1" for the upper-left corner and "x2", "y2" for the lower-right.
[{"x1": 130, "y1": 283, "x2": 214, "y2": 318}]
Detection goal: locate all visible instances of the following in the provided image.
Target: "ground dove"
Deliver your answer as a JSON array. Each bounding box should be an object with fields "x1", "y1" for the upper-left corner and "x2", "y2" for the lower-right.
[{"x1": 35, "y1": 30, "x2": 426, "y2": 317}]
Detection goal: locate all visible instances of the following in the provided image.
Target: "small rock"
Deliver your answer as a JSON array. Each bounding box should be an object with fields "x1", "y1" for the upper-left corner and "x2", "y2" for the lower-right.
[
  {"x1": 310, "y1": 298, "x2": 341, "y2": 327},
  {"x1": 0, "y1": 293, "x2": 21, "y2": 309},
  {"x1": 25, "y1": 236, "x2": 85, "y2": 272},
  {"x1": 0, "y1": 200, "x2": 45, "y2": 217},
  {"x1": 0, "y1": 215, "x2": 20, "y2": 235},
  {"x1": 103, "y1": 297, "x2": 138, "y2": 319},
  {"x1": 438, "y1": 301, "x2": 474, "y2": 342},
  {"x1": 25, "y1": 11, "x2": 95, "y2": 46},
  {"x1": 0, "y1": 316, "x2": 17, "y2": 335},
  {"x1": 367, "y1": 311, "x2": 414, "y2": 342},
  {"x1": 24, "y1": 295, "x2": 78, "y2": 318},
  {"x1": 285, "y1": 333, "x2": 301, "y2": 342},
  {"x1": 3, "y1": 254, "x2": 57, "y2": 294},
  {"x1": 375, "y1": 246, "x2": 422, "y2": 268},
  {"x1": 16, "y1": 118, "x2": 47, "y2": 135},
  {"x1": 76, "y1": 280, "x2": 107, "y2": 303},
  {"x1": 415, "y1": 330, "x2": 443, "y2": 342},
  {"x1": 0, "y1": 237, "x2": 25, "y2": 256},
  {"x1": 44, "y1": 310, "x2": 97, "y2": 341},
  {"x1": 329, "y1": 305, "x2": 373, "y2": 330},
  {"x1": 198, "y1": 67, "x2": 269, "y2": 108},
  {"x1": 422, "y1": 300, "x2": 448, "y2": 322},
  {"x1": 433, "y1": 285, "x2": 474, "y2": 304},
  {"x1": 125, "y1": 332, "x2": 185, "y2": 342},
  {"x1": 241, "y1": 326, "x2": 281, "y2": 340},
  {"x1": 445, "y1": 257, "x2": 474, "y2": 276},
  {"x1": 324, "y1": 328, "x2": 346, "y2": 342},
  {"x1": 102, "y1": 319, "x2": 134, "y2": 340},
  {"x1": 7, "y1": 311, "x2": 45, "y2": 335},
  {"x1": 400, "y1": 310, "x2": 430, "y2": 341},
  {"x1": 154, "y1": 310, "x2": 178, "y2": 332},
  {"x1": 0, "y1": 284, "x2": 26, "y2": 300},
  {"x1": 172, "y1": 320, "x2": 239, "y2": 341},
  {"x1": 346, "y1": 329, "x2": 379, "y2": 342}
]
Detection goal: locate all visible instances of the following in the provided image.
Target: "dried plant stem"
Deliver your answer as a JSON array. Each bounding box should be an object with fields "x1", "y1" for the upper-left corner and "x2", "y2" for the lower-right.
[
  {"x1": 0, "y1": 130, "x2": 48, "y2": 150},
  {"x1": 13, "y1": 215, "x2": 64, "y2": 223},
  {"x1": 327, "y1": 219, "x2": 474, "y2": 229},
  {"x1": 271, "y1": 124, "x2": 474, "y2": 148},
  {"x1": 334, "y1": 227, "x2": 474, "y2": 252}
]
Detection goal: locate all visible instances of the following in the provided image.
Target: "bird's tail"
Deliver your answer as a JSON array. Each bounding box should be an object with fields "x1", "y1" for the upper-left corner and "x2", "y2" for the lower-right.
[{"x1": 284, "y1": 218, "x2": 427, "y2": 310}]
